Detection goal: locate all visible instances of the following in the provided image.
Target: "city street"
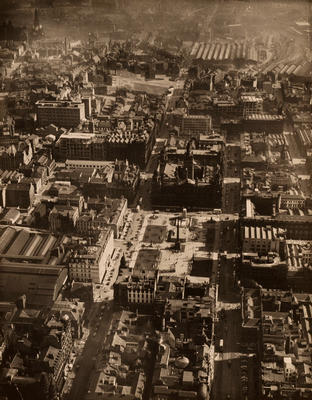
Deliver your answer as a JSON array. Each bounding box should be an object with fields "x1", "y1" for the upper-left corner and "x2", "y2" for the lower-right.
[
  {"x1": 213, "y1": 225, "x2": 243, "y2": 400},
  {"x1": 218, "y1": 219, "x2": 239, "y2": 254},
  {"x1": 223, "y1": 144, "x2": 241, "y2": 214},
  {"x1": 206, "y1": 218, "x2": 221, "y2": 287},
  {"x1": 223, "y1": 183, "x2": 241, "y2": 215},
  {"x1": 67, "y1": 303, "x2": 114, "y2": 400},
  {"x1": 213, "y1": 309, "x2": 242, "y2": 400}
]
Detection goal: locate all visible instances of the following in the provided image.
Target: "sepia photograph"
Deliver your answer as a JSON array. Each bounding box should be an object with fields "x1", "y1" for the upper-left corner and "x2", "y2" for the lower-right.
[{"x1": 0, "y1": 0, "x2": 311, "y2": 399}]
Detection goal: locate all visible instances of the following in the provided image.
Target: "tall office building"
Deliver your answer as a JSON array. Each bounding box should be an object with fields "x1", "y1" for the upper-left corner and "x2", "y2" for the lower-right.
[{"x1": 36, "y1": 100, "x2": 85, "y2": 128}]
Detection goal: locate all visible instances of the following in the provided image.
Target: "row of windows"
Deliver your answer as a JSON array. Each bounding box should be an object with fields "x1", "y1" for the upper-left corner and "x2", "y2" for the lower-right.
[
  {"x1": 244, "y1": 239, "x2": 273, "y2": 244},
  {"x1": 281, "y1": 198, "x2": 304, "y2": 202},
  {"x1": 38, "y1": 108, "x2": 82, "y2": 114},
  {"x1": 128, "y1": 292, "x2": 153, "y2": 298},
  {"x1": 39, "y1": 117, "x2": 81, "y2": 122}
]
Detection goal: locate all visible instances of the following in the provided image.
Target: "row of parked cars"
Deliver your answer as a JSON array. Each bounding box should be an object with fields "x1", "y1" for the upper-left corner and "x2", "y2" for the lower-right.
[{"x1": 240, "y1": 354, "x2": 257, "y2": 397}]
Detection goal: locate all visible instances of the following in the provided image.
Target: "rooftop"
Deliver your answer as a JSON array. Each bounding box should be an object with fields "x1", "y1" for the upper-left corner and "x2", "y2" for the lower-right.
[
  {"x1": 245, "y1": 114, "x2": 284, "y2": 121},
  {"x1": 240, "y1": 95, "x2": 263, "y2": 103},
  {"x1": 36, "y1": 100, "x2": 84, "y2": 109},
  {"x1": 0, "y1": 227, "x2": 63, "y2": 265},
  {"x1": 60, "y1": 131, "x2": 95, "y2": 140}
]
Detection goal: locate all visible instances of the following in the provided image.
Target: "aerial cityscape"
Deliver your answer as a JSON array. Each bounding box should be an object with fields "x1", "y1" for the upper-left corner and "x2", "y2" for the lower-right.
[{"x1": 0, "y1": 0, "x2": 312, "y2": 399}]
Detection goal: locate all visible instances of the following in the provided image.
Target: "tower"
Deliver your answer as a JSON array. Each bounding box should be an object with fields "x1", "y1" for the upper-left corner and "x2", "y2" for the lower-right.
[
  {"x1": 184, "y1": 142, "x2": 195, "y2": 181},
  {"x1": 32, "y1": 8, "x2": 43, "y2": 37},
  {"x1": 34, "y1": 8, "x2": 40, "y2": 30}
]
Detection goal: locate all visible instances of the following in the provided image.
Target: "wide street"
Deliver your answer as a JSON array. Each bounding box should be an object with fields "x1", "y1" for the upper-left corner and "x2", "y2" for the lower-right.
[
  {"x1": 213, "y1": 250, "x2": 242, "y2": 400},
  {"x1": 219, "y1": 219, "x2": 239, "y2": 254},
  {"x1": 212, "y1": 129, "x2": 246, "y2": 399},
  {"x1": 222, "y1": 144, "x2": 241, "y2": 214},
  {"x1": 214, "y1": 308, "x2": 242, "y2": 400},
  {"x1": 212, "y1": 195, "x2": 259, "y2": 399}
]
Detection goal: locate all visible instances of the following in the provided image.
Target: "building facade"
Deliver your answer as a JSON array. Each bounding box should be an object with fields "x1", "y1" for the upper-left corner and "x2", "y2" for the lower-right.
[
  {"x1": 68, "y1": 229, "x2": 114, "y2": 283},
  {"x1": 242, "y1": 225, "x2": 285, "y2": 254},
  {"x1": 36, "y1": 100, "x2": 85, "y2": 128}
]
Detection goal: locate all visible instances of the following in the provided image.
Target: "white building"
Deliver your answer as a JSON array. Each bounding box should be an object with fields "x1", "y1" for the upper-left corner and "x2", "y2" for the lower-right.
[
  {"x1": 68, "y1": 229, "x2": 114, "y2": 283},
  {"x1": 242, "y1": 225, "x2": 285, "y2": 254}
]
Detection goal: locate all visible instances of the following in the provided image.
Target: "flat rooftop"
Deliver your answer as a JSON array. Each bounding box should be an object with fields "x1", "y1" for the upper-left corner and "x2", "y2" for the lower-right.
[
  {"x1": 36, "y1": 100, "x2": 83, "y2": 108},
  {"x1": 245, "y1": 114, "x2": 284, "y2": 121},
  {"x1": 240, "y1": 95, "x2": 263, "y2": 102},
  {"x1": 60, "y1": 132, "x2": 95, "y2": 140}
]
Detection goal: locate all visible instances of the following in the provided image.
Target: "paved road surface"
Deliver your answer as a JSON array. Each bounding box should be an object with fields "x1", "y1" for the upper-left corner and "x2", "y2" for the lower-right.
[
  {"x1": 67, "y1": 304, "x2": 113, "y2": 400},
  {"x1": 223, "y1": 144, "x2": 241, "y2": 214},
  {"x1": 214, "y1": 309, "x2": 242, "y2": 400},
  {"x1": 213, "y1": 232, "x2": 243, "y2": 400},
  {"x1": 219, "y1": 219, "x2": 239, "y2": 254}
]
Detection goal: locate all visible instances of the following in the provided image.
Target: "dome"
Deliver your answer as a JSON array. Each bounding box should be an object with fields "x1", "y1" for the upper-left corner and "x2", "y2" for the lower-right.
[{"x1": 175, "y1": 356, "x2": 189, "y2": 369}]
